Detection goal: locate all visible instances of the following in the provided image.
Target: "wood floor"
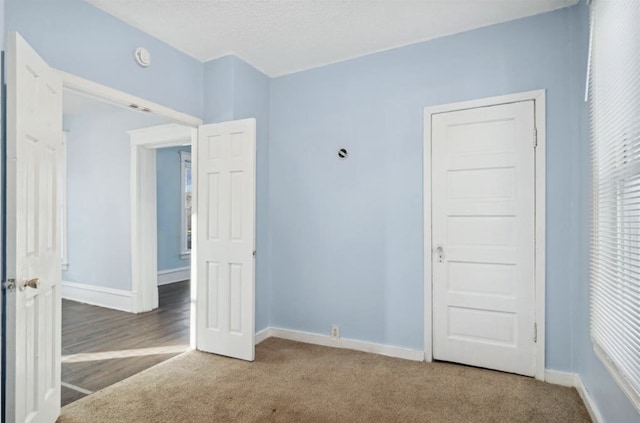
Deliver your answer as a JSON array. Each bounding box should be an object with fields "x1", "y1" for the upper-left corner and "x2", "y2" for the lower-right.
[{"x1": 61, "y1": 280, "x2": 190, "y2": 407}]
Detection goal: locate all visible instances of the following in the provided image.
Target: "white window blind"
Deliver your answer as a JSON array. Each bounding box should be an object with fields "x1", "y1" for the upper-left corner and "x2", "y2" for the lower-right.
[{"x1": 590, "y1": 0, "x2": 640, "y2": 410}]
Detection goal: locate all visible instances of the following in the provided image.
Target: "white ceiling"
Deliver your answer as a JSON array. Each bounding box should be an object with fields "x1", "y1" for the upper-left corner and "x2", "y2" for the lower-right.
[{"x1": 86, "y1": 0, "x2": 578, "y2": 77}]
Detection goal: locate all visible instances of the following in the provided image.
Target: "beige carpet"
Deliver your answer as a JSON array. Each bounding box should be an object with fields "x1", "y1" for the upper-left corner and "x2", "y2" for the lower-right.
[{"x1": 58, "y1": 338, "x2": 591, "y2": 423}]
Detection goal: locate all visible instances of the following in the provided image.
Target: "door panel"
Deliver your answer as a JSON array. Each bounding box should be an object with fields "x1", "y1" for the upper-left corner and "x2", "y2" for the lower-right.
[
  {"x1": 6, "y1": 32, "x2": 63, "y2": 423},
  {"x1": 432, "y1": 101, "x2": 535, "y2": 376},
  {"x1": 196, "y1": 119, "x2": 256, "y2": 361}
]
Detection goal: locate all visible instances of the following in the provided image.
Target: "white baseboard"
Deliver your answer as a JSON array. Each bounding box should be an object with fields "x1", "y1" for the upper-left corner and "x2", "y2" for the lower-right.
[
  {"x1": 544, "y1": 369, "x2": 576, "y2": 387},
  {"x1": 574, "y1": 374, "x2": 604, "y2": 423},
  {"x1": 61, "y1": 281, "x2": 135, "y2": 313},
  {"x1": 544, "y1": 370, "x2": 603, "y2": 423},
  {"x1": 157, "y1": 266, "x2": 190, "y2": 286},
  {"x1": 255, "y1": 328, "x2": 271, "y2": 344},
  {"x1": 254, "y1": 327, "x2": 424, "y2": 361}
]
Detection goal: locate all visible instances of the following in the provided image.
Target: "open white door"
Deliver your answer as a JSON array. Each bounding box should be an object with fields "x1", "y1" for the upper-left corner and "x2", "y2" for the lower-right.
[
  {"x1": 196, "y1": 119, "x2": 256, "y2": 361},
  {"x1": 5, "y1": 33, "x2": 63, "y2": 423}
]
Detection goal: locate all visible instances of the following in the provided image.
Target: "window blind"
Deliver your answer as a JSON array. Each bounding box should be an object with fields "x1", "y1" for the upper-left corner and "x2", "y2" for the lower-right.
[{"x1": 590, "y1": 0, "x2": 640, "y2": 409}]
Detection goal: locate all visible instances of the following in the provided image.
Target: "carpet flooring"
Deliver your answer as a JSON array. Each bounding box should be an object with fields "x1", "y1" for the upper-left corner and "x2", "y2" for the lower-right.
[{"x1": 58, "y1": 338, "x2": 591, "y2": 423}]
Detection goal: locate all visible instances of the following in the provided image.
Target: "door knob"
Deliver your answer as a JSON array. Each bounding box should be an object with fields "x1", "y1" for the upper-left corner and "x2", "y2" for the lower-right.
[
  {"x1": 436, "y1": 245, "x2": 446, "y2": 263},
  {"x1": 20, "y1": 277, "x2": 40, "y2": 291}
]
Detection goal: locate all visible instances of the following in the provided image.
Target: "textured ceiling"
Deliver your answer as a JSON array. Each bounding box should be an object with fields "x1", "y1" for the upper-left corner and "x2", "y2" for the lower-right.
[{"x1": 85, "y1": 0, "x2": 578, "y2": 77}]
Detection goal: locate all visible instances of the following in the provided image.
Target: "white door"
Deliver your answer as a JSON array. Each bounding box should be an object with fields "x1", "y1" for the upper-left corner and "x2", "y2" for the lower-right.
[
  {"x1": 196, "y1": 119, "x2": 256, "y2": 361},
  {"x1": 431, "y1": 101, "x2": 536, "y2": 376},
  {"x1": 5, "y1": 33, "x2": 63, "y2": 423}
]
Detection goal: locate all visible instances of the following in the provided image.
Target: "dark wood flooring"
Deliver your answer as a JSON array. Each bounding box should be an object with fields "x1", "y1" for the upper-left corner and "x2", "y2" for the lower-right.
[{"x1": 61, "y1": 280, "x2": 190, "y2": 407}]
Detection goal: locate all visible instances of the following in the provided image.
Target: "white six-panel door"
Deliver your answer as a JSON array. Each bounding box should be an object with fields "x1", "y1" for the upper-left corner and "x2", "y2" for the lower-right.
[
  {"x1": 6, "y1": 33, "x2": 63, "y2": 423},
  {"x1": 431, "y1": 101, "x2": 536, "y2": 376},
  {"x1": 196, "y1": 119, "x2": 256, "y2": 361}
]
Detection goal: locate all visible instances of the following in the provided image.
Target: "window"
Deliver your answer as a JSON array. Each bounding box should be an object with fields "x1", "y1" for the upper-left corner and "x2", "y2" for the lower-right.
[
  {"x1": 589, "y1": 0, "x2": 640, "y2": 411},
  {"x1": 180, "y1": 151, "x2": 192, "y2": 258}
]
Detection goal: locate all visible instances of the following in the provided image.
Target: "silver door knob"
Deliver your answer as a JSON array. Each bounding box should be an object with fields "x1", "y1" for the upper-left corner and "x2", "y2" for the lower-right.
[
  {"x1": 21, "y1": 277, "x2": 40, "y2": 291},
  {"x1": 436, "y1": 245, "x2": 445, "y2": 263}
]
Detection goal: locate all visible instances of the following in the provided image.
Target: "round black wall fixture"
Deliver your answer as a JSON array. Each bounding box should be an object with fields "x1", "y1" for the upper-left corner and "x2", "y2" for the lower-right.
[{"x1": 338, "y1": 148, "x2": 348, "y2": 159}]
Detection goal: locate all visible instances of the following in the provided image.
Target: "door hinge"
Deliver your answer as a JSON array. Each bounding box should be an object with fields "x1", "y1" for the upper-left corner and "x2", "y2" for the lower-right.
[
  {"x1": 533, "y1": 322, "x2": 538, "y2": 343},
  {"x1": 3, "y1": 279, "x2": 16, "y2": 292},
  {"x1": 253, "y1": 250, "x2": 256, "y2": 257},
  {"x1": 533, "y1": 128, "x2": 538, "y2": 149}
]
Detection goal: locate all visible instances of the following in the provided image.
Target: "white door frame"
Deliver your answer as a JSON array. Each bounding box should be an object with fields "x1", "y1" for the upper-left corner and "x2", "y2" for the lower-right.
[
  {"x1": 57, "y1": 71, "x2": 202, "y2": 350},
  {"x1": 128, "y1": 124, "x2": 196, "y2": 316},
  {"x1": 423, "y1": 89, "x2": 546, "y2": 380},
  {"x1": 58, "y1": 71, "x2": 202, "y2": 128}
]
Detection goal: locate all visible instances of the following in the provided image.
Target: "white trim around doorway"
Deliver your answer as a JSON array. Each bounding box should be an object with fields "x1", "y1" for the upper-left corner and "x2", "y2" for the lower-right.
[
  {"x1": 58, "y1": 70, "x2": 202, "y2": 128},
  {"x1": 423, "y1": 89, "x2": 546, "y2": 380},
  {"x1": 129, "y1": 124, "x2": 197, "y2": 313}
]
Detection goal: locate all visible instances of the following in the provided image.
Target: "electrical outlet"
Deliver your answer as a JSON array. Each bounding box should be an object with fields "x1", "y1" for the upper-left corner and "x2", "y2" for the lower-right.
[{"x1": 331, "y1": 324, "x2": 340, "y2": 339}]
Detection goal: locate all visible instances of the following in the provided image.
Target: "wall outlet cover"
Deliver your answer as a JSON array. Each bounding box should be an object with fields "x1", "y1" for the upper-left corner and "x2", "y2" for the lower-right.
[{"x1": 331, "y1": 324, "x2": 340, "y2": 339}]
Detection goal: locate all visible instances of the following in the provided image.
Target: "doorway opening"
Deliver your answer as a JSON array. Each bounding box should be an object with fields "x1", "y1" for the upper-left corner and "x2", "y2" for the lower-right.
[
  {"x1": 59, "y1": 86, "x2": 197, "y2": 406},
  {"x1": 128, "y1": 124, "x2": 196, "y2": 318}
]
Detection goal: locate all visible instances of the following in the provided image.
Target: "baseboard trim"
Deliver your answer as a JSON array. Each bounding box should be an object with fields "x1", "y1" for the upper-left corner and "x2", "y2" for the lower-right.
[
  {"x1": 544, "y1": 369, "x2": 576, "y2": 387},
  {"x1": 255, "y1": 327, "x2": 423, "y2": 361},
  {"x1": 157, "y1": 266, "x2": 190, "y2": 286},
  {"x1": 61, "y1": 281, "x2": 135, "y2": 313},
  {"x1": 574, "y1": 374, "x2": 605, "y2": 423},
  {"x1": 544, "y1": 370, "x2": 603, "y2": 423},
  {"x1": 255, "y1": 328, "x2": 271, "y2": 345}
]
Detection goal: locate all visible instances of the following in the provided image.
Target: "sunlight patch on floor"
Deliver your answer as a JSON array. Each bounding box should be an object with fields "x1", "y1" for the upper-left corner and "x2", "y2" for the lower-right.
[{"x1": 62, "y1": 345, "x2": 190, "y2": 363}]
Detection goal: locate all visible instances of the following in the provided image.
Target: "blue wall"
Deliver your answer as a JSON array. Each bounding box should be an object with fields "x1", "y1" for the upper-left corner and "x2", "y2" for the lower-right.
[
  {"x1": 231, "y1": 57, "x2": 271, "y2": 334},
  {"x1": 5, "y1": 0, "x2": 203, "y2": 118},
  {"x1": 269, "y1": 7, "x2": 583, "y2": 363},
  {"x1": 0, "y1": 0, "x2": 4, "y2": 49},
  {"x1": 63, "y1": 106, "x2": 167, "y2": 291},
  {"x1": 0, "y1": 0, "x2": 4, "y2": 53},
  {"x1": 203, "y1": 56, "x2": 234, "y2": 124},
  {"x1": 0, "y1": 0, "x2": 4, "y2": 48},
  {"x1": 156, "y1": 146, "x2": 191, "y2": 272},
  {"x1": 203, "y1": 55, "x2": 271, "y2": 332}
]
